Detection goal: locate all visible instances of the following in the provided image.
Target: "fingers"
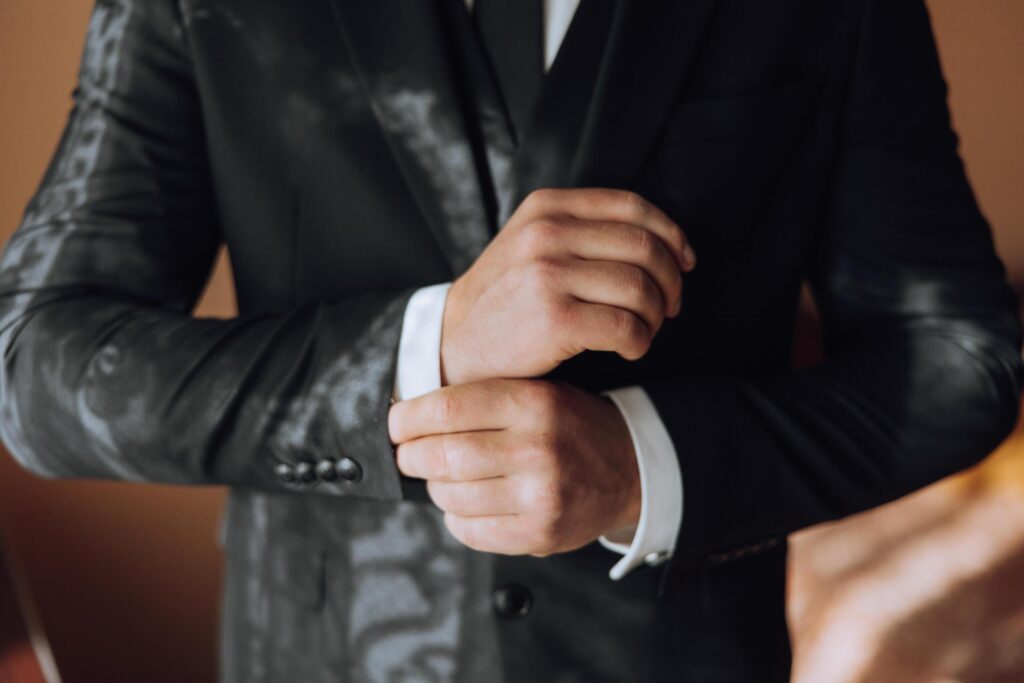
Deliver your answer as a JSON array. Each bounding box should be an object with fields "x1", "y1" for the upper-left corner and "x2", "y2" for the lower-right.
[
  {"x1": 388, "y1": 379, "x2": 519, "y2": 443},
  {"x1": 396, "y1": 431, "x2": 512, "y2": 481},
  {"x1": 558, "y1": 222, "x2": 684, "y2": 317},
  {"x1": 443, "y1": 512, "x2": 538, "y2": 555},
  {"x1": 516, "y1": 188, "x2": 696, "y2": 272},
  {"x1": 427, "y1": 477, "x2": 520, "y2": 516},
  {"x1": 557, "y1": 260, "x2": 666, "y2": 334},
  {"x1": 560, "y1": 301, "x2": 652, "y2": 361}
]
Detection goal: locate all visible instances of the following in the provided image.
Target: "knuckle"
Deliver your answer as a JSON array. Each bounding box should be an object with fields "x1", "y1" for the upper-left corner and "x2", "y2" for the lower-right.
[
  {"x1": 528, "y1": 476, "x2": 563, "y2": 515},
  {"x1": 519, "y1": 191, "x2": 540, "y2": 214},
  {"x1": 554, "y1": 300, "x2": 575, "y2": 332},
  {"x1": 615, "y1": 313, "x2": 650, "y2": 357},
  {"x1": 435, "y1": 437, "x2": 456, "y2": 479},
  {"x1": 525, "y1": 382, "x2": 560, "y2": 419},
  {"x1": 550, "y1": 293, "x2": 573, "y2": 321},
  {"x1": 521, "y1": 435, "x2": 561, "y2": 482},
  {"x1": 613, "y1": 310, "x2": 639, "y2": 338},
  {"x1": 521, "y1": 259, "x2": 557, "y2": 292},
  {"x1": 534, "y1": 284, "x2": 569, "y2": 331},
  {"x1": 519, "y1": 219, "x2": 559, "y2": 258},
  {"x1": 436, "y1": 394, "x2": 462, "y2": 429},
  {"x1": 524, "y1": 188, "x2": 555, "y2": 213},
  {"x1": 631, "y1": 227, "x2": 658, "y2": 259},
  {"x1": 621, "y1": 266, "x2": 651, "y2": 300},
  {"x1": 529, "y1": 379, "x2": 558, "y2": 405},
  {"x1": 517, "y1": 435, "x2": 552, "y2": 468},
  {"x1": 624, "y1": 190, "x2": 649, "y2": 217}
]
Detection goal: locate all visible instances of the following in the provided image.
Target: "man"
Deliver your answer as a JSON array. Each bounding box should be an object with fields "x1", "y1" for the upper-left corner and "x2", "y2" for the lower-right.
[{"x1": 0, "y1": 0, "x2": 1020, "y2": 680}]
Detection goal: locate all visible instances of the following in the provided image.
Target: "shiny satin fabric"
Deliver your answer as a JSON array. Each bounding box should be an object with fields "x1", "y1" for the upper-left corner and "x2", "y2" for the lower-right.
[{"x1": 0, "y1": 0, "x2": 1020, "y2": 681}]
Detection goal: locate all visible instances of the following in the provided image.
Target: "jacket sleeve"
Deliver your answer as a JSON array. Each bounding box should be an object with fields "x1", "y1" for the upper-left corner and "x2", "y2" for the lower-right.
[
  {"x1": 0, "y1": 0, "x2": 415, "y2": 502},
  {"x1": 644, "y1": 0, "x2": 1024, "y2": 570}
]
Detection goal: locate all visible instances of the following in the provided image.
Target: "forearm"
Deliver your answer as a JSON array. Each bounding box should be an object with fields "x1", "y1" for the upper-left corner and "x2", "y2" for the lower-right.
[
  {"x1": 0, "y1": 0, "x2": 423, "y2": 500},
  {"x1": 0, "y1": 282, "x2": 418, "y2": 497},
  {"x1": 390, "y1": 282, "x2": 685, "y2": 575},
  {"x1": 650, "y1": 0, "x2": 1024, "y2": 569},
  {"x1": 645, "y1": 313, "x2": 1022, "y2": 567}
]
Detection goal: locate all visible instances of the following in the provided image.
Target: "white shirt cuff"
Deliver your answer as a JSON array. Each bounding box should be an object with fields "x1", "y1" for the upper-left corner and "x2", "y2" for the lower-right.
[
  {"x1": 392, "y1": 282, "x2": 453, "y2": 402},
  {"x1": 598, "y1": 386, "x2": 684, "y2": 580}
]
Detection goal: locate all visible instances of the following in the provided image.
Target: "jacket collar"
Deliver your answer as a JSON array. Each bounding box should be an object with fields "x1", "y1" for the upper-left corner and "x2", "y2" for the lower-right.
[{"x1": 329, "y1": 0, "x2": 720, "y2": 274}]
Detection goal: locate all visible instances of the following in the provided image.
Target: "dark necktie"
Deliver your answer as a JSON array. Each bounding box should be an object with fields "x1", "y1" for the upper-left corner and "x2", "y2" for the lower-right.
[{"x1": 472, "y1": 0, "x2": 545, "y2": 145}]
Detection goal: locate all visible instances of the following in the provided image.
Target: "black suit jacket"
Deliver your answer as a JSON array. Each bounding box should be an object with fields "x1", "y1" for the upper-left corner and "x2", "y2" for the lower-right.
[{"x1": 1, "y1": 0, "x2": 1020, "y2": 681}]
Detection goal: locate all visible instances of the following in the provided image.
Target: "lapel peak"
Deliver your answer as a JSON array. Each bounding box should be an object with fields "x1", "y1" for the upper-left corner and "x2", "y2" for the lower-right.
[
  {"x1": 328, "y1": 0, "x2": 493, "y2": 275},
  {"x1": 570, "y1": 0, "x2": 722, "y2": 190},
  {"x1": 326, "y1": 0, "x2": 722, "y2": 273}
]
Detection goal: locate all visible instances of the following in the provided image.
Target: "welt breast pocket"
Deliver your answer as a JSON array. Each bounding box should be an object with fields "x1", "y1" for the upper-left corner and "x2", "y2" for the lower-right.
[{"x1": 638, "y1": 76, "x2": 823, "y2": 241}]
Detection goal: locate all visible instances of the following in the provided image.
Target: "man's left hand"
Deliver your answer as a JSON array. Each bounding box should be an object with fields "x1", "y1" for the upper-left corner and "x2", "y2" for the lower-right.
[{"x1": 388, "y1": 379, "x2": 641, "y2": 557}]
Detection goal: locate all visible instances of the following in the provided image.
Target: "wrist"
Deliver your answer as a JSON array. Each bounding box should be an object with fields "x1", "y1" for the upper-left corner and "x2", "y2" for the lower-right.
[
  {"x1": 604, "y1": 396, "x2": 642, "y2": 534},
  {"x1": 439, "y1": 278, "x2": 464, "y2": 386}
]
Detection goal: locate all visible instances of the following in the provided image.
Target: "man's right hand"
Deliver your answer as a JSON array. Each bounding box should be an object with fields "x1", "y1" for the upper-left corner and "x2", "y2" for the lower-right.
[{"x1": 440, "y1": 188, "x2": 697, "y2": 386}]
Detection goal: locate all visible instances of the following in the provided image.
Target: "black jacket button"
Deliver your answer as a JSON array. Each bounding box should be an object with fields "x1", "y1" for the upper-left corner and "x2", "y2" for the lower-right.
[
  {"x1": 295, "y1": 461, "x2": 316, "y2": 484},
  {"x1": 492, "y1": 583, "x2": 532, "y2": 619},
  {"x1": 275, "y1": 462, "x2": 296, "y2": 484},
  {"x1": 316, "y1": 459, "x2": 339, "y2": 482},
  {"x1": 336, "y1": 457, "x2": 362, "y2": 482}
]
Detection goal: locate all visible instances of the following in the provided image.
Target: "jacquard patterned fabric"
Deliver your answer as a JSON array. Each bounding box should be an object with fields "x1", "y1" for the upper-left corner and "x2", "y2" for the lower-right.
[{"x1": 1, "y1": 1, "x2": 1020, "y2": 682}]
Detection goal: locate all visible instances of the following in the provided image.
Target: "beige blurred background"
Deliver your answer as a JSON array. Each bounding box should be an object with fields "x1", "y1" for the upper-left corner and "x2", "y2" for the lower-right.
[{"x1": 0, "y1": 1, "x2": 1022, "y2": 681}]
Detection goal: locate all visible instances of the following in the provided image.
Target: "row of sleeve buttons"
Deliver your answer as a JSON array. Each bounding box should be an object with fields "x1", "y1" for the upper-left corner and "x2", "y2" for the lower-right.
[{"x1": 275, "y1": 457, "x2": 363, "y2": 486}]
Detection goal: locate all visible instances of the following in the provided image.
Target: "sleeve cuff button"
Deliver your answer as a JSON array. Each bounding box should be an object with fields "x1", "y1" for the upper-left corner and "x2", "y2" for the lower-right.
[
  {"x1": 644, "y1": 550, "x2": 670, "y2": 566},
  {"x1": 337, "y1": 457, "x2": 363, "y2": 482},
  {"x1": 295, "y1": 461, "x2": 316, "y2": 484},
  {"x1": 316, "y1": 459, "x2": 339, "y2": 482},
  {"x1": 275, "y1": 462, "x2": 296, "y2": 484}
]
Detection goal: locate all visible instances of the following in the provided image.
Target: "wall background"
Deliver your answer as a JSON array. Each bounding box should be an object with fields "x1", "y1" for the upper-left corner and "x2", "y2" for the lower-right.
[
  {"x1": 0, "y1": 3, "x2": 232, "y2": 680},
  {"x1": 0, "y1": 1, "x2": 1022, "y2": 681}
]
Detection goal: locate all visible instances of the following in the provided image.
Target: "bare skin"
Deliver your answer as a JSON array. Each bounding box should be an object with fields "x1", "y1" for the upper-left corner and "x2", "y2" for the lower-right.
[
  {"x1": 440, "y1": 188, "x2": 696, "y2": 385},
  {"x1": 390, "y1": 188, "x2": 695, "y2": 553},
  {"x1": 390, "y1": 379, "x2": 643, "y2": 556}
]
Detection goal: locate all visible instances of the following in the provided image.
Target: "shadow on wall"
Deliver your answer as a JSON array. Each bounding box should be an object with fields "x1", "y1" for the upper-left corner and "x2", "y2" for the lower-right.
[{"x1": 0, "y1": 0, "x2": 1022, "y2": 681}]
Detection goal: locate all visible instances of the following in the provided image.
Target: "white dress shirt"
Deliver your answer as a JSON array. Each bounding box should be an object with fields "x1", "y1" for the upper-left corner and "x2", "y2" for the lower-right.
[{"x1": 392, "y1": 0, "x2": 684, "y2": 581}]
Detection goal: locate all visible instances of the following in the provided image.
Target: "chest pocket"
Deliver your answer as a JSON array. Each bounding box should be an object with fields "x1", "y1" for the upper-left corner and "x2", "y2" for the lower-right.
[{"x1": 638, "y1": 75, "x2": 823, "y2": 241}]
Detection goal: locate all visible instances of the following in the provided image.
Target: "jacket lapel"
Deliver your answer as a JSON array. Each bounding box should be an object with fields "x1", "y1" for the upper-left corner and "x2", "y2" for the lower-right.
[
  {"x1": 327, "y1": 0, "x2": 721, "y2": 273},
  {"x1": 516, "y1": 0, "x2": 722, "y2": 202},
  {"x1": 433, "y1": 0, "x2": 520, "y2": 233},
  {"x1": 327, "y1": 0, "x2": 493, "y2": 275},
  {"x1": 511, "y1": 0, "x2": 616, "y2": 215}
]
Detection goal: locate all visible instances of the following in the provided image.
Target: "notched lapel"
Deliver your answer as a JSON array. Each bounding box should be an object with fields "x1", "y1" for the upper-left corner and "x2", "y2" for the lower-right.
[
  {"x1": 570, "y1": 0, "x2": 722, "y2": 191},
  {"x1": 511, "y1": 0, "x2": 617, "y2": 212},
  {"x1": 326, "y1": 0, "x2": 720, "y2": 271},
  {"x1": 328, "y1": 0, "x2": 492, "y2": 275},
  {"x1": 433, "y1": 0, "x2": 519, "y2": 232}
]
